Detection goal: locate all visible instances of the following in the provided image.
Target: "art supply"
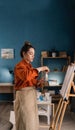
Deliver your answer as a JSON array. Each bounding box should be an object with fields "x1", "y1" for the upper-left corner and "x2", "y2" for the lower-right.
[{"x1": 45, "y1": 72, "x2": 48, "y2": 81}]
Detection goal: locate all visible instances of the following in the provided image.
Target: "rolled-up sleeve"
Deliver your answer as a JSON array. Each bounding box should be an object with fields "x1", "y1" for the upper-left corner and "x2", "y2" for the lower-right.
[{"x1": 14, "y1": 63, "x2": 39, "y2": 89}]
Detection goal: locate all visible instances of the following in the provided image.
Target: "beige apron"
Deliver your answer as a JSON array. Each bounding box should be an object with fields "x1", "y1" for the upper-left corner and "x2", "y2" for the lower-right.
[{"x1": 14, "y1": 87, "x2": 39, "y2": 130}]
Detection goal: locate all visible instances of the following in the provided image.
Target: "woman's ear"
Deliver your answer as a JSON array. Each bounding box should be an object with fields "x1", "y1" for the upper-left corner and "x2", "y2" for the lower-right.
[{"x1": 22, "y1": 51, "x2": 26, "y2": 57}]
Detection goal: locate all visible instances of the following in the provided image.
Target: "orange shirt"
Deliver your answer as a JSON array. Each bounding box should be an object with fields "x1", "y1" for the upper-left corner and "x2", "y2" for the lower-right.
[{"x1": 14, "y1": 59, "x2": 39, "y2": 90}]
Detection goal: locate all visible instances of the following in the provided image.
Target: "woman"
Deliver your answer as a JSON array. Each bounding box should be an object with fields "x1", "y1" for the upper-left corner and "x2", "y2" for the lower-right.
[{"x1": 14, "y1": 41, "x2": 50, "y2": 130}]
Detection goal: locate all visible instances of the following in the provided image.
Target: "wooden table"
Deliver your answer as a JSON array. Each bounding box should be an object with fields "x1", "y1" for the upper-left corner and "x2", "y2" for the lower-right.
[{"x1": 0, "y1": 83, "x2": 14, "y2": 101}]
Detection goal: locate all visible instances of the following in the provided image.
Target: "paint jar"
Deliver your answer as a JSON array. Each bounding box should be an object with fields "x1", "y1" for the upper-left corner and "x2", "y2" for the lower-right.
[{"x1": 52, "y1": 52, "x2": 56, "y2": 57}]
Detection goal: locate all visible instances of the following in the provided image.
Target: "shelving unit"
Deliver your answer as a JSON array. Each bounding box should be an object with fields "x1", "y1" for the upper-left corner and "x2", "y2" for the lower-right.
[
  {"x1": 41, "y1": 56, "x2": 71, "y2": 68},
  {"x1": 41, "y1": 55, "x2": 71, "y2": 85},
  {"x1": 40, "y1": 52, "x2": 71, "y2": 101},
  {"x1": 37, "y1": 100, "x2": 52, "y2": 125}
]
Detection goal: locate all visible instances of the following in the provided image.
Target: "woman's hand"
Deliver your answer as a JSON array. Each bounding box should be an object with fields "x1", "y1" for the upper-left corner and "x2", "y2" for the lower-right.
[
  {"x1": 37, "y1": 78, "x2": 45, "y2": 87},
  {"x1": 36, "y1": 66, "x2": 50, "y2": 73},
  {"x1": 42, "y1": 66, "x2": 50, "y2": 72}
]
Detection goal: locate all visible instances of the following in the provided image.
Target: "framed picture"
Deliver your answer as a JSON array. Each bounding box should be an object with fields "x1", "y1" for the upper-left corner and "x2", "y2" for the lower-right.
[{"x1": 1, "y1": 48, "x2": 14, "y2": 59}]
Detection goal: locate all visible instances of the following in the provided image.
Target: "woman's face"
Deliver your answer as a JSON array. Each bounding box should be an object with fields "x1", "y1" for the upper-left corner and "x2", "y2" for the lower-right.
[{"x1": 24, "y1": 48, "x2": 35, "y2": 63}]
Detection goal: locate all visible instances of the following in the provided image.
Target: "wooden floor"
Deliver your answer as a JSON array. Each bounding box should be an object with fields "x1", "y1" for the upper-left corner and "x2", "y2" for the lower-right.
[
  {"x1": 0, "y1": 102, "x2": 13, "y2": 121},
  {"x1": 0, "y1": 102, "x2": 75, "y2": 130}
]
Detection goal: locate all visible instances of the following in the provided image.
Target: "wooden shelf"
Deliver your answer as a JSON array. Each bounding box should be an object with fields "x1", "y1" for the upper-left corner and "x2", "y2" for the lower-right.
[
  {"x1": 43, "y1": 85, "x2": 62, "y2": 87},
  {"x1": 41, "y1": 56, "x2": 68, "y2": 59}
]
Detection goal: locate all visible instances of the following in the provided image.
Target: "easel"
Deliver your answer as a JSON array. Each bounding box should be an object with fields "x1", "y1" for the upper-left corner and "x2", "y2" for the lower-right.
[{"x1": 49, "y1": 64, "x2": 75, "y2": 130}]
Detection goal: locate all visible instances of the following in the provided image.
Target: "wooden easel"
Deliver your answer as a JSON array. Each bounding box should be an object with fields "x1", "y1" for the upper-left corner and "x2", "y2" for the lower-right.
[{"x1": 49, "y1": 64, "x2": 75, "y2": 130}]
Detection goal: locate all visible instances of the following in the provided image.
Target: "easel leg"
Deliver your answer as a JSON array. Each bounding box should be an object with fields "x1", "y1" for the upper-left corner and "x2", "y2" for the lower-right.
[
  {"x1": 49, "y1": 98, "x2": 62, "y2": 130},
  {"x1": 58, "y1": 100, "x2": 69, "y2": 130}
]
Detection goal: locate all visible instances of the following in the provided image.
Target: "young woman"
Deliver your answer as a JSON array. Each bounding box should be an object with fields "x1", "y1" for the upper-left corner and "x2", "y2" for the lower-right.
[{"x1": 14, "y1": 41, "x2": 50, "y2": 130}]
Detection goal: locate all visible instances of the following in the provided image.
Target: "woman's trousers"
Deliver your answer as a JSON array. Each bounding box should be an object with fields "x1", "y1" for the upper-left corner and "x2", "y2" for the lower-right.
[{"x1": 14, "y1": 87, "x2": 39, "y2": 130}]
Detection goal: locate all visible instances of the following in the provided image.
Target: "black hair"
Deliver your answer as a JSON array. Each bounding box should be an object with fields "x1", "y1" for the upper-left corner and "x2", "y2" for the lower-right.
[{"x1": 20, "y1": 41, "x2": 35, "y2": 58}]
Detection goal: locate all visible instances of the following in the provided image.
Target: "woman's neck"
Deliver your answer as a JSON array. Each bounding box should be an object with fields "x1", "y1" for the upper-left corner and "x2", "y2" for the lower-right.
[{"x1": 24, "y1": 58, "x2": 30, "y2": 64}]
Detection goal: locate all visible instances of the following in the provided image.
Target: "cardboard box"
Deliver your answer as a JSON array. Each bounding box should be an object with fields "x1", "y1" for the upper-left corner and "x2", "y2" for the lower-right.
[
  {"x1": 59, "y1": 51, "x2": 67, "y2": 57},
  {"x1": 41, "y1": 51, "x2": 49, "y2": 57}
]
